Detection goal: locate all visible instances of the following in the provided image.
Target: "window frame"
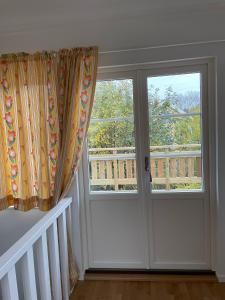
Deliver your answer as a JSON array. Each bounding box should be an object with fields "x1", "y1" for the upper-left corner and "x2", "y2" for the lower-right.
[
  {"x1": 146, "y1": 70, "x2": 205, "y2": 193},
  {"x1": 139, "y1": 64, "x2": 209, "y2": 197},
  {"x1": 82, "y1": 70, "x2": 145, "y2": 200}
]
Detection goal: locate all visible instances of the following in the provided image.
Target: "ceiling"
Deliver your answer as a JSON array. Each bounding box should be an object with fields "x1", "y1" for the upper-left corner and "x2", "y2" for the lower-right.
[{"x1": 0, "y1": 0, "x2": 225, "y2": 53}]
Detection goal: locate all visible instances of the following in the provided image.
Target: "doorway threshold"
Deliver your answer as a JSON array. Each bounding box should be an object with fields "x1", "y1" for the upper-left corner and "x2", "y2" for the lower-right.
[{"x1": 85, "y1": 269, "x2": 216, "y2": 282}]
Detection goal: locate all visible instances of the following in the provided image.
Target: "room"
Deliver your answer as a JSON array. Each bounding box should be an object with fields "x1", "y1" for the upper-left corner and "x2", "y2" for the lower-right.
[{"x1": 0, "y1": 0, "x2": 225, "y2": 299}]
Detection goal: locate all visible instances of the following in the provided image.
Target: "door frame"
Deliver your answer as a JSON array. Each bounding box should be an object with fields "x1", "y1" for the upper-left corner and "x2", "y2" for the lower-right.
[{"x1": 80, "y1": 57, "x2": 216, "y2": 271}]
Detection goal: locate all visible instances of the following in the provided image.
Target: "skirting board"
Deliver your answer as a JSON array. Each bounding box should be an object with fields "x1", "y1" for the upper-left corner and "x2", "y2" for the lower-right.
[
  {"x1": 86, "y1": 268, "x2": 215, "y2": 275},
  {"x1": 79, "y1": 271, "x2": 85, "y2": 281},
  {"x1": 217, "y1": 274, "x2": 225, "y2": 282},
  {"x1": 84, "y1": 269, "x2": 217, "y2": 282}
]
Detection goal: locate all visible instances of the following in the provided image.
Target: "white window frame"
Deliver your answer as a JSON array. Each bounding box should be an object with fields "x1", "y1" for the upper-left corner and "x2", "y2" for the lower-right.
[
  {"x1": 82, "y1": 70, "x2": 145, "y2": 201},
  {"x1": 140, "y1": 64, "x2": 209, "y2": 196}
]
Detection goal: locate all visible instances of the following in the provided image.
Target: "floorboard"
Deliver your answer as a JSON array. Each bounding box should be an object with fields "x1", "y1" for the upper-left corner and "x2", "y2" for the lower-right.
[
  {"x1": 85, "y1": 273, "x2": 217, "y2": 282},
  {"x1": 70, "y1": 275, "x2": 225, "y2": 300}
]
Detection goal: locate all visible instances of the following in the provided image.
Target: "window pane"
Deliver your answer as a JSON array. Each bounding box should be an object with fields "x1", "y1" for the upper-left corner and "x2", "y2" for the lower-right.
[
  {"x1": 148, "y1": 73, "x2": 201, "y2": 114},
  {"x1": 87, "y1": 79, "x2": 137, "y2": 192},
  {"x1": 148, "y1": 73, "x2": 203, "y2": 192}
]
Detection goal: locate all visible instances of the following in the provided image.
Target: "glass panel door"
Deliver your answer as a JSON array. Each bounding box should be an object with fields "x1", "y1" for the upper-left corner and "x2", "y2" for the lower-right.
[{"x1": 145, "y1": 66, "x2": 211, "y2": 270}]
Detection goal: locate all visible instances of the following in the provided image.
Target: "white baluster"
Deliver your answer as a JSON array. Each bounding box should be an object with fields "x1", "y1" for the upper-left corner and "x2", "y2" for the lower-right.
[
  {"x1": 21, "y1": 248, "x2": 37, "y2": 300},
  {"x1": 58, "y1": 211, "x2": 69, "y2": 300},
  {"x1": 48, "y1": 221, "x2": 62, "y2": 300},
  {"x1": 1, "y1": 266, "x2": 19, "y2": 300},
  {"x1": 36, "y1": 232, "x2": 52, "y2": 300}
]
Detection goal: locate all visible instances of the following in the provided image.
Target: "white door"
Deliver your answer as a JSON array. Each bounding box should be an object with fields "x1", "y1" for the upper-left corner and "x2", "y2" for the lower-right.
[
  {"x1": 83, "y1": 71, "x2": 149, "y2": 268},
  {"x1": 83, "y1": 62, "x2": 212, "y2": 270},
  {"x1": 142, "y1": 64, "x2": 211, "y2": 270}
]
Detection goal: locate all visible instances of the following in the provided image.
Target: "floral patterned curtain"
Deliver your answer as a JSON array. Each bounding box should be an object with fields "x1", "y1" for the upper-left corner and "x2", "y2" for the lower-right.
[
  {"x1": 54, "y1": 48, "x2": 98, "y2": 203},
  {"x1": 0, "y1": 47, "x2": 98, "y2": 211}
]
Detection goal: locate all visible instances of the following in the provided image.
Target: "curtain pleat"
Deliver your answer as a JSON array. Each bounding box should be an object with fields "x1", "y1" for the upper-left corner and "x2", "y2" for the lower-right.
[{"x1": 54, "y1": 48, "x2": 98, "y2": 290}]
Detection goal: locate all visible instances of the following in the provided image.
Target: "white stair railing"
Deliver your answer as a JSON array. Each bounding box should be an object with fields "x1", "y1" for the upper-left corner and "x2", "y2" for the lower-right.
[{"x1": 0, "y1": 197, "x2": 72, "y2": 300}]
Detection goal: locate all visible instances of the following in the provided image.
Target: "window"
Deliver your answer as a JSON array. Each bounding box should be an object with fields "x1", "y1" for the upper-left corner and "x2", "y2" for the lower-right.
[
  {"x1": 87, "y1": 79, "x2": 137, "y2": 192},
  {"x1": 85, "y1": 66, "x2": 207, "y2": 196},
  {"x1": 148, "y1": 73, "x2": 203, "y2": 192}
]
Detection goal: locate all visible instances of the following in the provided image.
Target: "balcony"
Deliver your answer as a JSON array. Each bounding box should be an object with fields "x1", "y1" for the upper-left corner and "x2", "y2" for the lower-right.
[{"x1": 88, "y1": 144, "x2": 202, "y2": 192}]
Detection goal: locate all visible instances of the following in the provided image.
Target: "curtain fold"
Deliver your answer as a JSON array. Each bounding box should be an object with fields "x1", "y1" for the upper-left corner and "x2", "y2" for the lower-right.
[
  {"x1": 54, "y1": 48, "x2": 98, "y2": 203},
  {"x1": 54, "y1": 48, "x2": 98, "y2": 290},
  {"x1": 0, "y1": 47, "x2": 98, "y2": 210},
  {"x1": 0, "y1": 53, "x2": 59, "y2": 210},
  {"x1": 0, "y1": 47, "x2": 98, "y2": 292}
]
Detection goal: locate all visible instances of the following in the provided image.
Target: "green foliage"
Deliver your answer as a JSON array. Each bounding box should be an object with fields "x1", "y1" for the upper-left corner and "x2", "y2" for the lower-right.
[
  {"x1": 170, "y1": 183, "x2": 201, "y2": 190},
  {"x1": 88, "y1": 80, "x2": 135, "y2": 148},
  {"x1": 172, "y1": 106, "x2": 201, "y2": 145},
  {"x1": 149, "y1": 85, "x2": 176, "y2": 145},
  {"x1": 89, "y1": 80, "x2": 201, "y2": 148},
  {"x1": 149, "y1": 85, "x2": 201, "y2": 146}
]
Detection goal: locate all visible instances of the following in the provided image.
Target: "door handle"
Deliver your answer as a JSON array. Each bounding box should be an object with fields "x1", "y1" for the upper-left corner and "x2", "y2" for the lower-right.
[
  {"x1": 145, "y1": 156, "x2": 152, "y2": 182},
  {"x1": 145, "y1": 156, "x2": 149, "y2": 172}
]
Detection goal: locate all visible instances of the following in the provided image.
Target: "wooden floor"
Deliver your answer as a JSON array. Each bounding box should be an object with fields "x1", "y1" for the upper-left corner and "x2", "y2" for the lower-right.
[{"x1": 70, "y1": 275, "x2": 225, "y2": 300}]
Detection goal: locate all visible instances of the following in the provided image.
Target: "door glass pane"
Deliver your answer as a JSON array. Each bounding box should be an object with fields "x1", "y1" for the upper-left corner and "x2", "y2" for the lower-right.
[
  {"x1": 148, "y1": 73, "x2": 203, "y2": 192},
  {"x1": 87, "y1": 79, "x2": 137, "y2": 192}
]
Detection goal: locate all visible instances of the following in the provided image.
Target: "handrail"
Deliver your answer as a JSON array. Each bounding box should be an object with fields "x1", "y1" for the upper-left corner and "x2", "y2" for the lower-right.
[
  {"x1": 89, "y1": 144, "x2": 201, "y2": 152},
  {"x1": 89, "y1": 151, "x2": 201, "y2": 161},
  {"x1": 0, "y1": 197, "x2": 72, "y2": 300},
  {"x1": 0, "y1": 198, "x2": 72, "y2": 279}
]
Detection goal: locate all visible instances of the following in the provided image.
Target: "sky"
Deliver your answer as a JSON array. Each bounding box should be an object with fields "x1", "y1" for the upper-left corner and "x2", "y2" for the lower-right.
[{"x1": 148, "y1": 72, "x2": 200, "y2": 98}]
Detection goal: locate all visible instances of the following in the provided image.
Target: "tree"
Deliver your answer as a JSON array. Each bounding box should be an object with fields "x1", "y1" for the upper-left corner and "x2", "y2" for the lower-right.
[
  {"x1": 148, "y1": 85, "x2": 176, "y2": 146},
  {"x1": 173, "y1": 106, "x2": 201, "y2": 145},
  {"x1": 88, "y1": 80, "x2": 201, "y2": 149},
  {"x1": 88, "y1": 80, "x2": 135, "y2": 149}
]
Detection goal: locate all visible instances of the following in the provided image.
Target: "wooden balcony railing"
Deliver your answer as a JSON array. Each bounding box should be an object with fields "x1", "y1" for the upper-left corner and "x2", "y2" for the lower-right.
[{"x1": 89, "y1": 144, "x2": 202, "y2": 191}]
